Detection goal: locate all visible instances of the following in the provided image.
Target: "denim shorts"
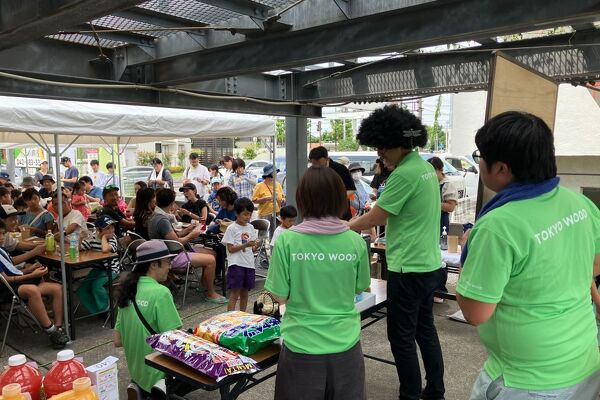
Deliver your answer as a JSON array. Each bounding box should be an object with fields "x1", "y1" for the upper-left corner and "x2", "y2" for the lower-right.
[{"x1": 469, "y1": 368, "x2": 600, "y2": 400}]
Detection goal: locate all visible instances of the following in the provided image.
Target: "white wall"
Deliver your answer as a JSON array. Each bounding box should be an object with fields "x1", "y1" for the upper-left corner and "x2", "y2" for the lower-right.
[{"x1": 450, "y1": 85, "x2": 600, "y2": 157}]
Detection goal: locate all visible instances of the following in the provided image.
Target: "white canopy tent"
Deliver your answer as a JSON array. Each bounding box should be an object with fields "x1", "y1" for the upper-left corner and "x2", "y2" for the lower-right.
[
  {"x1": 0, "y1": 95, "x2": 276, "y2": 340},
  {"x1": 0, "y1": 95, "x2": 275, "y2": 144}
]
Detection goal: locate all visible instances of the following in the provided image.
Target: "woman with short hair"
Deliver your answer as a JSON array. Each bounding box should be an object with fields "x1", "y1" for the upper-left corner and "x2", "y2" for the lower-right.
[{"x1": 265, "y1": 166, "x2": 371, "y2": 400}]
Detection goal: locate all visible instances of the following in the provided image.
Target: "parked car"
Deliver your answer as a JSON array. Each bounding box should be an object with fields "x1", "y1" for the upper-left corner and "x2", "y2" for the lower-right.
[
  {"x1": 328, "y1": 151, "x2": 378, "y2": 176},
  {"x1": 419, "y1": 153, "x2": 468, "y2": 199},
  {"x1": 443, "y1": 154, "x2": 479, "y2": 199}
]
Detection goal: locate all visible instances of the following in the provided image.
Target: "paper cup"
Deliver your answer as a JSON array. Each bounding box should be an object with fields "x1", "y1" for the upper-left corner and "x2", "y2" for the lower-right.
[
  {"x1": 448, "y1": 235, "x2": 459, "y2": 253},
  {"x1": 20, "y1": 225, "x2": 31, "y2": 240}
]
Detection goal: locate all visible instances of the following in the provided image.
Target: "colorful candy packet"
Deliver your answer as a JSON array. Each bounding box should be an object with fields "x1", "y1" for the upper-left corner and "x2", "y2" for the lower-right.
[
  {"x1": 147, "y1": 330, "x2": 259, "y2": 381},
  {"x1": 193, "y1": 311, "x2": 281, "y2": 355}
]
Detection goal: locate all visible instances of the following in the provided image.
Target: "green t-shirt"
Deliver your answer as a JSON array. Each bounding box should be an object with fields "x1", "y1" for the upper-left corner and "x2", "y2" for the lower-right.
[
  {"x1": 376, "y1": 150, "x2": 442, "y2": 273},
  {"x1": 115, "y1": 276, "x2": 182, "y2": 392},
  {"x1": 264, "y1": 229, "x2": 371, "y2": 354},
  {"x1": 457, "y1": 187, "x2": 600, "y2": 390}
]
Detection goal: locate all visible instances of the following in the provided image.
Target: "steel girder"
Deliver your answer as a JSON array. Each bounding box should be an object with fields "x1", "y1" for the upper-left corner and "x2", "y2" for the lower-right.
[
  {"x1": 0, "y1": 69, "x2": 321, "y2": 117},
  {"x1": 293, "y1": 30, "x2": 600, "y2": 103},
  {"x1": 129, "y1": 0, "x2": 600, "y2": 85}
]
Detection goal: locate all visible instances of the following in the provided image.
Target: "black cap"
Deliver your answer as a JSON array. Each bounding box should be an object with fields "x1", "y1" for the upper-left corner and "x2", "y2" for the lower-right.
[
  {"x1": 40, "y1": 174, "x2": 55, "y2": 183},
  {"x1": 0, "y1": 205, "x2": 25, "y2": 219},
  {"x1": 60, "y1": 156, "x2": 70, "y2": 163},
  {"x1": 102, "y1": 184, "x2": 119, "y2": 196},
  {"x1": 178, "y1": 183, "x2": 196, "y2": 192}
]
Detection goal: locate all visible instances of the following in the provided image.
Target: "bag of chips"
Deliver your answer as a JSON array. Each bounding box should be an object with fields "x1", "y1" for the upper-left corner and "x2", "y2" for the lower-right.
[
  {"x1": 193, "y1": 311, "x2": 280, "y2": 355},
  {"x1": 147, "y1": 330, "x2": 259, "y2": 381}
]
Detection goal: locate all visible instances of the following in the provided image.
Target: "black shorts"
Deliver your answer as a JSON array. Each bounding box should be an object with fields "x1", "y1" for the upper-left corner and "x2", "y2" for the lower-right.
[{"x1": 0, "y1": 278, "x2": 42, "y2": 303}]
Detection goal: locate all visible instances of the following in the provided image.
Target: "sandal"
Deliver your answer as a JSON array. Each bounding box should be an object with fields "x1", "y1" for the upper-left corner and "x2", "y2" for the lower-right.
[{"x1": 206, "y1": 296, "x2": 228, "y2": 304}]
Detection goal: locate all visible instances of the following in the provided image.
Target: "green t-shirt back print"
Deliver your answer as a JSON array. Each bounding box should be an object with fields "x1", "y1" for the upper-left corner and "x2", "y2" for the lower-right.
[
  {"x1": 265, "y1": 229, "x2": 371, "y2": 355},
  {"x1": 457, "y1": 187, "x2": 600, "y2": 390},
  {"x1": 376, "y1": 150, "x2": 442, "y2": 273}
]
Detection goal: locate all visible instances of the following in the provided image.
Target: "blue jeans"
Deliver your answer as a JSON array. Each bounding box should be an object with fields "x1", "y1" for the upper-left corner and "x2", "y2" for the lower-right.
[{"x1": 469, "y1": 369, "x2": 600, "y2": 400}]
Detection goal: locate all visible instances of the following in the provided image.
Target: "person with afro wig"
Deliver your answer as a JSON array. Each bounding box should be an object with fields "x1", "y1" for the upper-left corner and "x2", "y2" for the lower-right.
[{"x1": 349, "y1": 104, "x2": 445, "y2": 400}]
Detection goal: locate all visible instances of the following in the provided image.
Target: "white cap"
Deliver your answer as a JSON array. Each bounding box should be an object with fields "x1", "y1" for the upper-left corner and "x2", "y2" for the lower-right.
[
  {"x1": 8, "y1": 355, "x2": 26, "y2": 367},
  {"x1": 57, "y1": 349, "x2": 75, "y2": 362}
]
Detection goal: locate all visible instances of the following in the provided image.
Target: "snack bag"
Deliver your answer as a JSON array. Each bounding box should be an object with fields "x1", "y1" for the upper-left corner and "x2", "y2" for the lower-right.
[
  {"x1": 147, "y1": 330, "x2": 259, "y2": 382},
  {"x1": 193, "y1": 311, "x2": 280, "y2": 355}
]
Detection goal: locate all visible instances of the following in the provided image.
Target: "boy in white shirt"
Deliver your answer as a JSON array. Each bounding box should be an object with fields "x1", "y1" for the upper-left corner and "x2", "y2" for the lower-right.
[
  {"x1": 221, "y1": 198, "x2": 259, "y2": 311},
  {"x1": 270, "y1": 205, "x2": 297, "y2": 247}
]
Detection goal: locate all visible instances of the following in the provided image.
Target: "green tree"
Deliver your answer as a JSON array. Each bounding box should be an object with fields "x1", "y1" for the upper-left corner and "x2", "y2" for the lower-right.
[
  {"x1": 276, "y1": 119, "x2": 286, "y2": 145},
  {"x1": 137, "y1": 151, "x2": 157, "y2": 166},
  {"x1": 426, "y1": 96, "x2": 447, "y2": 152},
  {"x1": 337, "y1": 136, "x2": 359, "y2": 151}
]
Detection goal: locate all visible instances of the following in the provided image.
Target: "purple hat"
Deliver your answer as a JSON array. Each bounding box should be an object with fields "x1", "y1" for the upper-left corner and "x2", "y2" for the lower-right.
[{"x1": 134, "y1": 240, "x2": 176, "y2": 267}]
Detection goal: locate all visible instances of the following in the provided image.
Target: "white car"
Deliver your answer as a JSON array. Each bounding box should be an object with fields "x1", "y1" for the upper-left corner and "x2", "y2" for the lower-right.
[
  {"x1": 419, "y1": 153, "x2": 468, "y2": 199},
  {"x1": 443, "y1": 155, "x2": 479, "y2": 199}
]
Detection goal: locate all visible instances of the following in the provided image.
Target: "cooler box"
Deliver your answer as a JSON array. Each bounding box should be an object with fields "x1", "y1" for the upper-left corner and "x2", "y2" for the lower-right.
[{"x1": 355, "y1": 292, "x2": 376, "y2": 313}]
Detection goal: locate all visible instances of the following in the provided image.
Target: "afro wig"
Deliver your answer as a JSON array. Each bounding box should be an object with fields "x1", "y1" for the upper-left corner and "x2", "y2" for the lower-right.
[{"x1": 357, "y1": 104, "x2": 427, "y2": 149}]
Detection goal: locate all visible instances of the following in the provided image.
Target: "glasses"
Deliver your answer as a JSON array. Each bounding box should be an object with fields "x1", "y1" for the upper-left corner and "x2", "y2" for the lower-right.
[{"x1": 472, "y1": 150, "x2": 482, "y2": 164}]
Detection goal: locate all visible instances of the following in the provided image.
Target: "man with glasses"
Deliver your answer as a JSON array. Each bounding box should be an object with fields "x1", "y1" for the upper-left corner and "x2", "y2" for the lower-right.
[
  {"x1": 457, "y1": 112, "x2": 600, "y2": 399},
  {"x1": 348, "y1": 105, "x2": 445, "y2": 400}
]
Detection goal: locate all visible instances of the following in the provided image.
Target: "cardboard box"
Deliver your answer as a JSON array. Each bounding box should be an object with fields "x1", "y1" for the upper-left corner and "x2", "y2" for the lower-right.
[{"x1": 86, "y1": 356, "x2": 119, "y2": 400}]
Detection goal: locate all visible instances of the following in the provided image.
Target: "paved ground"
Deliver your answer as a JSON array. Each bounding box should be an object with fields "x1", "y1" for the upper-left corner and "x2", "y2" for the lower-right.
[{"x1": 0, "y1": 275, "x2": 486, "y2": 399}]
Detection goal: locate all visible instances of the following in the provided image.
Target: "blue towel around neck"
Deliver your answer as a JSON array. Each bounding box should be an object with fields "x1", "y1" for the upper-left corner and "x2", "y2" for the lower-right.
[{"x1": 460, "y1": 177, "x2": 560, "y2": 265}]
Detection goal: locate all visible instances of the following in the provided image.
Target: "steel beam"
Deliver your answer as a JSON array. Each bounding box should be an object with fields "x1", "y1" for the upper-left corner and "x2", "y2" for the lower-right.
[
  {"x1": 142, "y1": 0, "x2": 600, "y2": 84},
  {"x1": 0, "y1": 38, "x2": 114, "y2": 79},
  {"x1": 0, "y1": 70, "x2": 321, "y2": 117},
  {"x1": 0, "y1": 0, "x2": 146, "y2": 50},
  {"x1": 292, "y1": 29, "x2": 600, "y2": 103}
]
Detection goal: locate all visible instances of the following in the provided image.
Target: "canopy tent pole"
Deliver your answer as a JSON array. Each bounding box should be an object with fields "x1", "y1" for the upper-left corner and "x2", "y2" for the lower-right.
[
  {"x1": 117, "y1": 137, "x2": 122, "y2": 189},
  {"x1": 53, "y1": 134, "x2": 70, "y2": 340},
  {"x1": 272, "y1": 134, "x2": 277, "y2": 225}
]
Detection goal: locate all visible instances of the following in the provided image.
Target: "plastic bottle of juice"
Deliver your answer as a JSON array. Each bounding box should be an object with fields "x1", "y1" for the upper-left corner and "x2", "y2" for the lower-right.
[
  {"x1": 47, "y1": 378, "x2": 97, "y2": 400},
  {"x1": 69, "y1": 233, "x2": 79, "y2": 261},
  {"x1": 0, "y1": 355, "x2": 42, "y2": 400},
  {"x1": 0, "y1": 383, "x2": 27, "y2": 400},
  {"x1": 45, "y1": 230, "x2": 56, "y2": 255},
  {"x1": 43, "y1": 350, "x2": 87, "y2": 398}
]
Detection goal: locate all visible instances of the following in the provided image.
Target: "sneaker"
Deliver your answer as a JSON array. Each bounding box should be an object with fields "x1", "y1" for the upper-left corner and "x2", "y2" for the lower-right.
[
  {"x1": 150, "y1": 379, "x2": 167, "y2": 400},
  {"x1": 127, "y1": 383, "x2": 143, "y2": 400},
  {"x1": 48, "y1": 328, "x2": 69, "y2": 349}
]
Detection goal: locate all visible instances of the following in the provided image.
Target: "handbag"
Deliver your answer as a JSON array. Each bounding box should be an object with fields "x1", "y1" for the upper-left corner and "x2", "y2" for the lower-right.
[{"x1": 133, "y1": 298, "x2": 157, "y2": 335}]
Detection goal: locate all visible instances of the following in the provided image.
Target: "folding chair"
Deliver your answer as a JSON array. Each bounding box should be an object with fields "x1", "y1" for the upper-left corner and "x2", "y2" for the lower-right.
[
  {"x1": 250, "y1": 219, "x2": 270, "y2": 277},
  {"x1": 0, "y1": 275, "x2": 41, "y2": 355},
  {"x1": 119, "y1": 238, "x2": 146, "y2": 272},
  {"x1": 163, "y1": 240, "x2": 202, "y2": 308}
]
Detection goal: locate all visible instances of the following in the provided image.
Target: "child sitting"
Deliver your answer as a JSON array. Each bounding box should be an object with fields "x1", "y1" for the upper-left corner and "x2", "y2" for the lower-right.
[
  {"x1": 75, "y1": 215, "x2": 120, "y2": 314},
  {"x1": 221, "y1": 198, "x2": 259, "y2": 312},
  {"x1": 207, "y1": 187, "x2": 237, "y2": 234},
  {"x1": 0, "y1": 219, "x2": 69, "y2": 349},
  {"x1": 270, "y1": 205, "x2": 297, "y2": 247},
  {"x1": 71, "y1": 182, "x2": 90, "y2": 220}
]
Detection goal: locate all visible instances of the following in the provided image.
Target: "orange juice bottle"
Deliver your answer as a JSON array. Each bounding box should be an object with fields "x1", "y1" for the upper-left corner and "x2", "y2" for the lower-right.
[
  {"x1": 0, "y1": 383, "x2": 27, "y2": 400},
  {"x1": 48, "y1": 378, "x2": 97, "y2": 400}
]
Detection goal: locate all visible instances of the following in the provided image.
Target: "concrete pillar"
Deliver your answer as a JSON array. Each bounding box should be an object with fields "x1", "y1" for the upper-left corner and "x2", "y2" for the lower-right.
[{"x1": 285, "y1": 117, "x2": 308, "y2": 208}]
